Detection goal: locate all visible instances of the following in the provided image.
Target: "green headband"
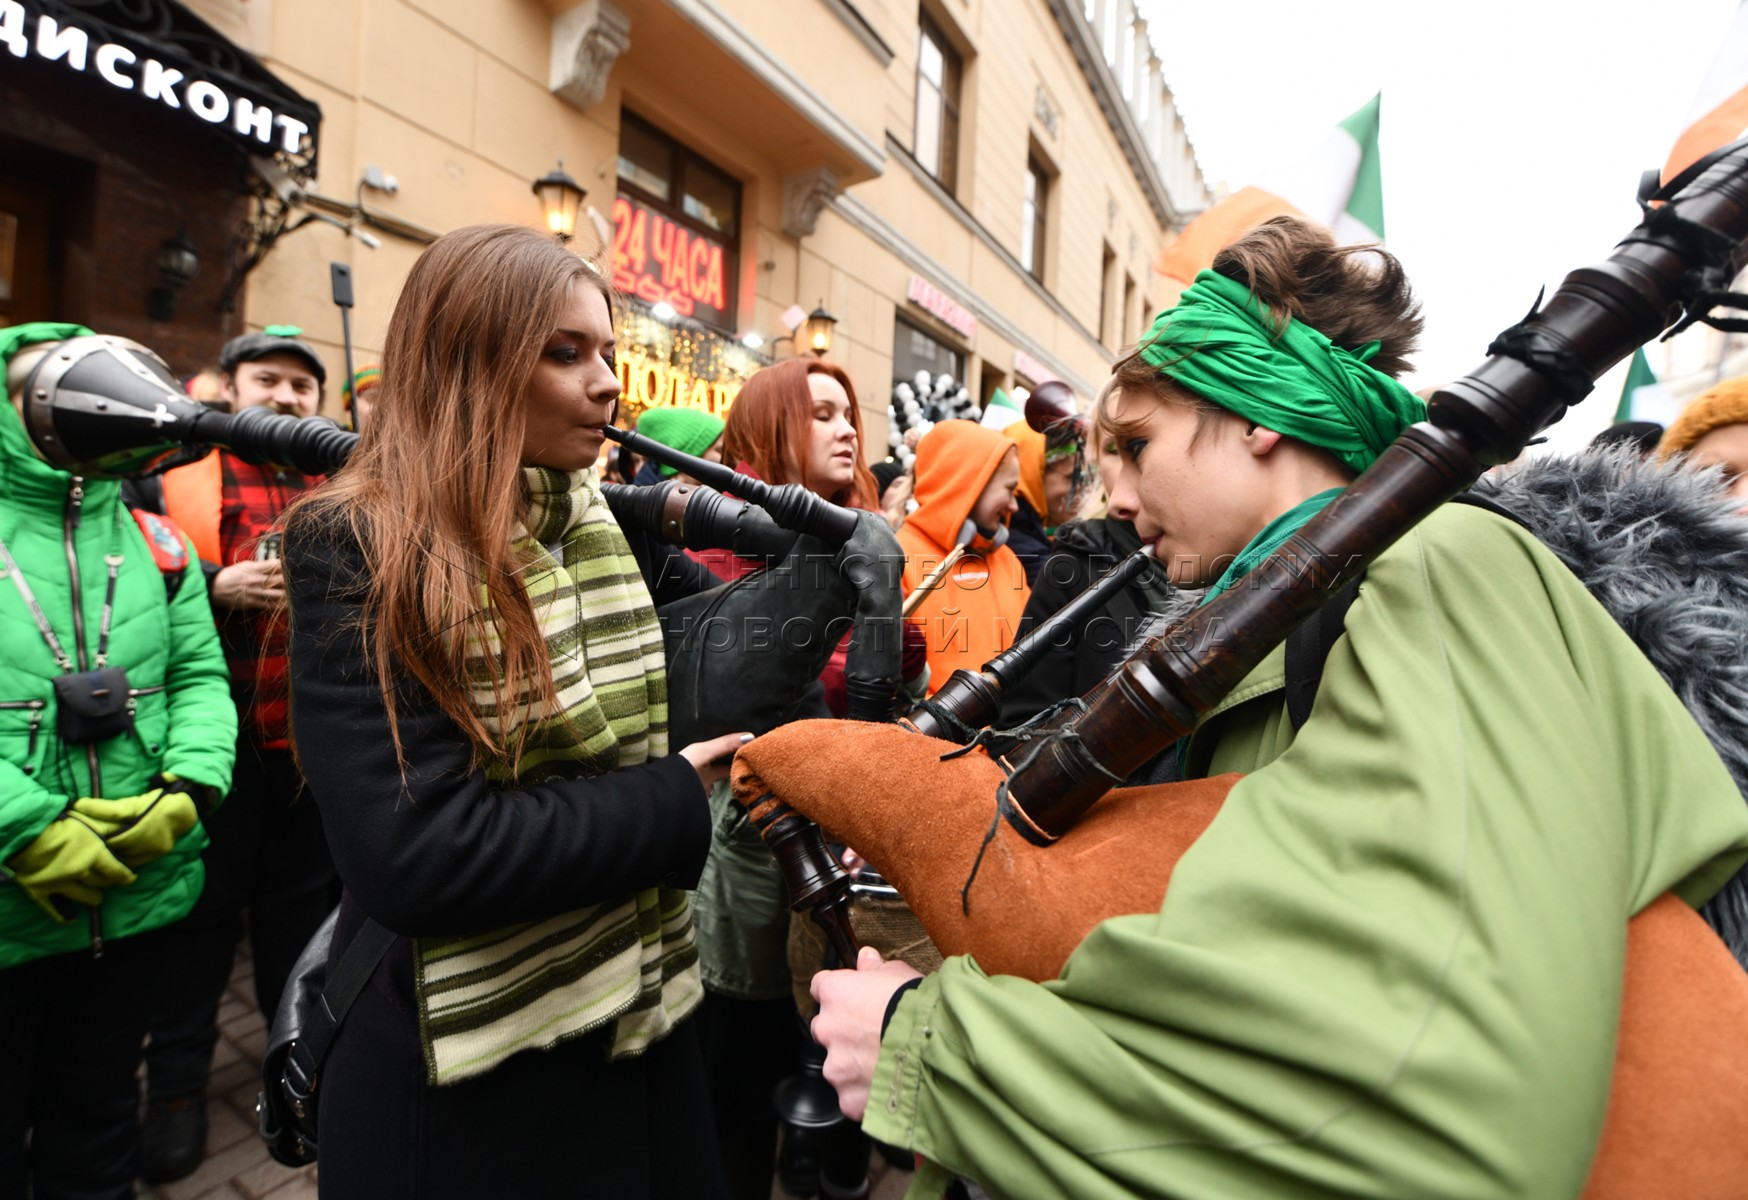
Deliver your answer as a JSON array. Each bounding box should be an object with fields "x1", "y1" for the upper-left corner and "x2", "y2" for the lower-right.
[{"x1": 1138, "y1": 270, "x2": 1425, "y2": 475}]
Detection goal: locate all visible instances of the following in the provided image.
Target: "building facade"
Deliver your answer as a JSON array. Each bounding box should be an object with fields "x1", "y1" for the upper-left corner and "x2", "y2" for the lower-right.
[{"x1": 4, "y1": 0, "x2": 1207, "y2": 440}]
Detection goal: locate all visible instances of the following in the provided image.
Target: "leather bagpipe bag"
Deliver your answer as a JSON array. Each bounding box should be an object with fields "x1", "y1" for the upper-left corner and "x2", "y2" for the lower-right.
[{"x1": 732, "y1": 719, "x2": 1748, "y2": 1197}]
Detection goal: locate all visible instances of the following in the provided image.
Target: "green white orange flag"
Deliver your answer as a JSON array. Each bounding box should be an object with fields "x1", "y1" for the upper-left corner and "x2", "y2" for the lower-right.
[
  {"x1": 1664, "y1": 1, "x2": 1748, "y2": 184},
  {"x1": 1156, "y1": 93, "x2": 1384, "y2": 286},
  {"x1": 1614, "y1": 347, "x2": 1680, "y2": 425},
  {"x1": 981, "y1": 386, "x2": 1023, "y2": 430}
]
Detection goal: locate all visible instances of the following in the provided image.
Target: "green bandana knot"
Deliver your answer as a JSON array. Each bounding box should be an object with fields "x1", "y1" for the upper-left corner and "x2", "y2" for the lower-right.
[{"x1": 1138, "y1": 270, "x2": 1425, "y2": 475}]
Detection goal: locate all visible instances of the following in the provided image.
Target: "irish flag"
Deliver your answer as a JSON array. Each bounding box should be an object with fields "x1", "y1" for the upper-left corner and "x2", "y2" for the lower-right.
[
  {"x1": 981, "y1": 387, "x2": 1023, "y2": 430},
  {"x1": 1614, "y1": 347, "x2": 1680, "y2": 425},
  {"x1": 1157, "y1": 93, "x2": 1384, "y2": 286},
  {"x1": 1664, "y1": 1, "x2": 1748, "y2": 183}
]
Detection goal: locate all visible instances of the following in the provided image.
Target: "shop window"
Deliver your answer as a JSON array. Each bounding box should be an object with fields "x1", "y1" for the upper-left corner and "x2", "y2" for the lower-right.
[
  {"x1": 1099, "y1": 243, "x2": 1116, "y2": 347},
  {"x1": 914, "y1": 11, "x2": 962, "y2": 194},
  {"x1": 0, "y1": 174, "x2": 58, "y2": 327},
  {"x1": 611, "y1": 111, "x2": 742, "y2": 330},
  {"x1": 1123, "y1": 273, "x2": 1136, "y2": 349},
  {"x1": 894, "y1": 314, "x2": 965, "y2": 386},
  {"x1": 617, "y1": 117, "x2": 673, "y2": 203},
  {"x1": 1021, "y1": 156, "x2": 1049, "y2": 284},
  {"x1": 979, "y1": 365, "x2": 1008, "y2": 417}
]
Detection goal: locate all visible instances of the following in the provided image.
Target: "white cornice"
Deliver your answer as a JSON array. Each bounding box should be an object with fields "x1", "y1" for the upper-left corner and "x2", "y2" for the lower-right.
[
  {"x1": 662, "y1": 0, "x2": 886, "y2": 178},
  {"x1": 1044, "y1": 0, "x2": 1186, "y2": 229}
]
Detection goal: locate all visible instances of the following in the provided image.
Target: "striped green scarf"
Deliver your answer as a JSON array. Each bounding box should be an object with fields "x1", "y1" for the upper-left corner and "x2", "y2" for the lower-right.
[{"x1": 413, "y1": 467, "x2": 702, "y2": 1084}]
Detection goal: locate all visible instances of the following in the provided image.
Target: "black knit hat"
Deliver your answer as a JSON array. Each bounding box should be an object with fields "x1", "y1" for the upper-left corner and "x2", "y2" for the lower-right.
[{"x1": 870, "y1": 459, "x2": 906, "y2": 499}]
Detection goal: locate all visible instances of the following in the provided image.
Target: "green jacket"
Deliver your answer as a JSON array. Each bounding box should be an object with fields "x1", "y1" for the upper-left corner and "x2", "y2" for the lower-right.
[
  {"x1": 0, "y1": 325, "x2": 236, "y2": 966},
  {"x1": 865, "y1": 503, "x2": 1748, "y2": 1199}
]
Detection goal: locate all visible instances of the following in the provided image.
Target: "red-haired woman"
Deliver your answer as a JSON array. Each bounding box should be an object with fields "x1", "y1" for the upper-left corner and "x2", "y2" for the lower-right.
[
  {"x1": 688, "y1": 357, "x2": 923, "y2": 1198},
  {"x1": 281, "y1": 224, "x2": 745, "y2": 1198},
  {"x1": 720, "y1": 358, "x2": 876, "y2": 509}
]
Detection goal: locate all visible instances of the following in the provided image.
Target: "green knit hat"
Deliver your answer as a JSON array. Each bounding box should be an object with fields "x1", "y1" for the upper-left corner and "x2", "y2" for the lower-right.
[{"x1": 635, "y1": 406, "x2": 725, "y2": 476}]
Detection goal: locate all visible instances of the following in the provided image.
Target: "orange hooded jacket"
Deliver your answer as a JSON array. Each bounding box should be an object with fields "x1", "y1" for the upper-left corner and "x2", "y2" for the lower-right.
[{"x1": 897, "y1": 421, "x2": 1030, "y2": 694}]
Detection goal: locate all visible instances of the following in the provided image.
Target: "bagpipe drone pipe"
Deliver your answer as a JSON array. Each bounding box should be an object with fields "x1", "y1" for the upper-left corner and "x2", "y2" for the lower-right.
[
  {"x1": 729, "y1": 142, "x2": 1748, "y2": 1194},
  {"x1": 15, "y1": 343, "x2": 904, "y2": 763}
]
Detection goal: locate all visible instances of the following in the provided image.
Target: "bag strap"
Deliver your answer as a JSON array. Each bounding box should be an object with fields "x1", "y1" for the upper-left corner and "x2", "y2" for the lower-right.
[
  {"x1": 1283, "y1": 491, "x2": 1533, "y2": 731},
  {"x1": 0, "y1": 528, "x2": 75, "y2": 673},
  {"x1": 282, "y1": 918, "x2": 398, "y2": 1107},
  {"x1": 1283, "y1": 575, "x2": 1363, "y2": 731}
]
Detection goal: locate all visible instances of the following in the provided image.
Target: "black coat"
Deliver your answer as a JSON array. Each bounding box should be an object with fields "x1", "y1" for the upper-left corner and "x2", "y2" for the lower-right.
[
  {"x1": 283, "y1": 516, "x2": 714, "y2": 942},
  {"x1": 1007, "y1": 497, "x2": 1052, "y2": 585},
  {"x1": 996, "y1": 517, "x2": 1174, "y2": 728},
  {"x1": 284, "y1": 514, "x2": 730, "y2": 1196}
]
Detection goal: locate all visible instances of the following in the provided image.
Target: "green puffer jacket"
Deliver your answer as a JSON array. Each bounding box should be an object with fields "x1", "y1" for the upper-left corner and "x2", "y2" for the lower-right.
[{"x1": 0, "y1": 324, "x2": 236, "y2": 967}]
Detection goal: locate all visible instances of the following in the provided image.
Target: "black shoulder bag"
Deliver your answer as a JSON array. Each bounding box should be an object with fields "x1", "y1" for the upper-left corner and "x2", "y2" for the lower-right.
[{"x1": 257, "y1": 908, "x2": 397, "y2": 1166}]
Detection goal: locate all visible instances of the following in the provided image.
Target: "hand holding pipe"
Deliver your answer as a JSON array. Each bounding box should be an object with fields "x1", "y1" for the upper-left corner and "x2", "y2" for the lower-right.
[
  {"x1": 605, "y1": 425, "x2": 860, "y2": 548},
  {"x1": 998, "y1": 136, "x2": 1748, "y2": 843}
]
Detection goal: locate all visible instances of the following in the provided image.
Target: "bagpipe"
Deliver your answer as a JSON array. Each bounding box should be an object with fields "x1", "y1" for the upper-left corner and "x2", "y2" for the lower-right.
[
  {"x1": 16, "y1": 344, "x2": 905, "y2": 751},
  {"x1": 729, "y1": 143, "x2": 1748, "y2": 1195}
]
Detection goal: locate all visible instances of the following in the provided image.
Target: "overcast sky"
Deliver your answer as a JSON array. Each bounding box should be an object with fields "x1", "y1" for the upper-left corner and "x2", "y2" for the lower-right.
[{"x1": 1140, "y1": 0, "x2": 1740, "y2": 451}]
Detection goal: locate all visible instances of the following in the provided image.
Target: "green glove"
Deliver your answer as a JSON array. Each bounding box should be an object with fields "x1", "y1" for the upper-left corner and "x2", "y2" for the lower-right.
[
  {"x1": 71, "y1": 788, "x2": 200, "y2": 868},
  {"x1": 5, "y1": 817, "x2": 137, "y2": 924}
]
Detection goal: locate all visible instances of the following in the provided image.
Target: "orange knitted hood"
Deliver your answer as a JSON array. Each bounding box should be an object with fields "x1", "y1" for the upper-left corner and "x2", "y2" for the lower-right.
[{"x1": 906, "y1": 421, "x2": 1018, "y2": 551}]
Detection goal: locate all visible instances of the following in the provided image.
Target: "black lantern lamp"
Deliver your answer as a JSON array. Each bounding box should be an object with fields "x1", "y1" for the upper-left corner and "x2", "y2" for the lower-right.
[
  {"x1": 147, "y1": 231, "x2": 201, "y2": 322},
  {"x1": 801, "y1": 302, "x2": 838, "y2": 358},
  {"x1": 532, "y1": 161, "x2": 587, "y2": 243}
]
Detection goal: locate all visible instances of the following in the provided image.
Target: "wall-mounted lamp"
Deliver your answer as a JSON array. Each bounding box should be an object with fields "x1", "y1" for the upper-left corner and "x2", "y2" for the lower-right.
[
  {"x1": 800, "y1": 302, "x2": 838, "y2": 358},
  {"x1": 532, "y1": 160, "x2": 587, "y2": 243},
  {"x1": 147, "y1": 230, "x2": 200, "y2": 322}
]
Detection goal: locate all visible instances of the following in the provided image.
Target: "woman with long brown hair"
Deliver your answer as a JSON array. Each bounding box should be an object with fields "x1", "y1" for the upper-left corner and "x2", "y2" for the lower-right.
[{"x1": 280, "y1": 224, "x2": 744, "y2": 1198}]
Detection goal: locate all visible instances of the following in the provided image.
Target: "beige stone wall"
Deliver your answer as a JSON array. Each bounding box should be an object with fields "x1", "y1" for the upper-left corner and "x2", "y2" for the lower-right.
[{"x1": 199, "y1": 0, "x2": 1196, "y2": 439}]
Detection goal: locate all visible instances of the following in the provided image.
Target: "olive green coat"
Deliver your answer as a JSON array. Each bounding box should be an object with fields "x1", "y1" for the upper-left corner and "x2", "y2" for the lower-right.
[{"x1": 864, "y1": 503, "x2": 1748, "y2": 1199}]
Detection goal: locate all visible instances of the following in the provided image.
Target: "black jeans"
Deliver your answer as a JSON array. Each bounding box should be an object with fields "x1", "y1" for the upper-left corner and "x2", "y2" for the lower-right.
[
  {"x1": 145, "y1": 741, "x2": 337, "y2": 1099},
  {"x1": 0, "y1": 929, "x2": 163, "y2": 1200},
  {"x1": 695, "y1": 990, "x2": 805, "y2": 1200}
]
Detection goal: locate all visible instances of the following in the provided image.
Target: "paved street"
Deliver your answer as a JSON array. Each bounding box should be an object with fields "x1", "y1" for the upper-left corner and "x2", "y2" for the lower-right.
[
  {"x1": 138, "y1": 939, "x2": 908, "y2": 1200},
  {"x1": 137, "y1": 941, "x2": 316, "y2": 1200}
]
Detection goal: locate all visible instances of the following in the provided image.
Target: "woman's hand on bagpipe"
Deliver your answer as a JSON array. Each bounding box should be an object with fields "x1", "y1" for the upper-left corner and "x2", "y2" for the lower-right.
[
  {"x1": 810, "y1": 945, "x2": 923, "y2": 1121},
  {"x1": 678, "y1": 731, "x2": 754, "y2": 790}
]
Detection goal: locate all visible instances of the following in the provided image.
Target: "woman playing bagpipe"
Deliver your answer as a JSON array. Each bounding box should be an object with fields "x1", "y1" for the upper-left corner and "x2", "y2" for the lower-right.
[
  {"x1": 277, "y1": 225, "x2": 749, "y2": 1197},
  {"x1": 776, "y1": 217, "x2": 1748, "y2": 1198}
]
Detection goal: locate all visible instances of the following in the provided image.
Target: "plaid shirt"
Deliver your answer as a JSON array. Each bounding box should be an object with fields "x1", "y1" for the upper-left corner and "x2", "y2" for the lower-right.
[{"x1": 216, "y1": 453, "x2": 322, "y2": 749}]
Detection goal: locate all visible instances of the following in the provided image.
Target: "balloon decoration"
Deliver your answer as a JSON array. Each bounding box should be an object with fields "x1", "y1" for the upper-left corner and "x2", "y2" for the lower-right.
[{"x1": 885, "y1": 370, "x2": 979, "y2": 469}]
